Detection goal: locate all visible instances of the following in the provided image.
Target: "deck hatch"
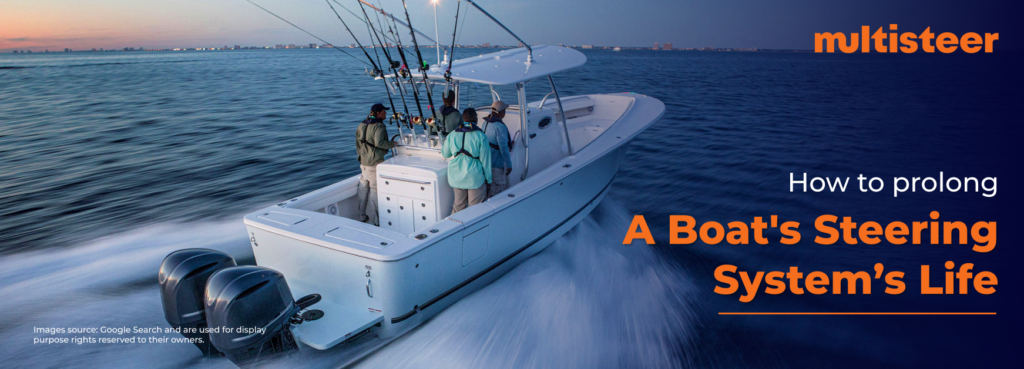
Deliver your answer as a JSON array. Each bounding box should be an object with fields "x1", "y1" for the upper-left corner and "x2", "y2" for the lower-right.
[
  {"x1": 256, "y1": 211, "x2": 309, "y2": 226},
  {"x1": 324, "y1": 226, "x2": 395, "y2": 249}
]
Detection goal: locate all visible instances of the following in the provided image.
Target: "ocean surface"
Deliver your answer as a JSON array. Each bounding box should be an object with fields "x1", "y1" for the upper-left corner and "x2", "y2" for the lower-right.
[{"x1": 1, "y1": 48, "x2": 1021, "y2": 368}]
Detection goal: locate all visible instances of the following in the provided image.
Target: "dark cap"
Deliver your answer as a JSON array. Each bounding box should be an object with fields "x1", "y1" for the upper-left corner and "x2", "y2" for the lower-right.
[{"x1": 371, "y1": 103, "x2": 389, "y2": 113}]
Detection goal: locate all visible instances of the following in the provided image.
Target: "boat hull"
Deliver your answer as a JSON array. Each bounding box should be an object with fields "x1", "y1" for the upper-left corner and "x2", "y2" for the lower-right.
[{"x1": 245, "y1": 144, "x2": 625, "y2": 342}]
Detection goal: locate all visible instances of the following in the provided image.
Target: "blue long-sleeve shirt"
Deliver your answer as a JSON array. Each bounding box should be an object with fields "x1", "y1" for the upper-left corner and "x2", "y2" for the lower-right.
[{"x1": 482, "y1": 115, "x2": 512, "y2": 169}]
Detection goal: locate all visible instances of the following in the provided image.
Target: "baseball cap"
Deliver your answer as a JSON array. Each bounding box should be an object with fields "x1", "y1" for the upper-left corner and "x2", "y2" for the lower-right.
[
  {"x1": 371, "y1": 103, "x2": 389, "y2": 113},
  {"x1": 491, "y1": 100, "x2": 509, "y2": 112}
]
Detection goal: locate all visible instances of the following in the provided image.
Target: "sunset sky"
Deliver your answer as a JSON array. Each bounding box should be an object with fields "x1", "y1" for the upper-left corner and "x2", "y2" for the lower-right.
[{"x1": 1, "y1": 0, "x2": 1018, "y2": 52}]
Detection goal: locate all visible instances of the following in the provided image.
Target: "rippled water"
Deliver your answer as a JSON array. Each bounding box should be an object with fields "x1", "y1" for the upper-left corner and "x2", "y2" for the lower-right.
[{"x1": 1, "y1": 49, "x2": 1021, "y2": 368}]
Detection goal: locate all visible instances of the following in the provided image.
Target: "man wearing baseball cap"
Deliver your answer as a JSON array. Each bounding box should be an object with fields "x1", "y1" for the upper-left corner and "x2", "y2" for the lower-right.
[
  {"x1": 482, "y1": 100, "x2": 513, "y2": 198},
  {"x1": 355, "y1": 103, "x2": 397, "y2": 226}
]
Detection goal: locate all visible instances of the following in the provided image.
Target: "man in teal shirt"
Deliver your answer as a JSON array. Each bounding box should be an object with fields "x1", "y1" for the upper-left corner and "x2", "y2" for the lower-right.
[
  {"x1": 441, "y1": 108, "x2": 492, "y2": 213},
  {"x1": 482, "y1": 101, "x2": 513, "y2": 198}
]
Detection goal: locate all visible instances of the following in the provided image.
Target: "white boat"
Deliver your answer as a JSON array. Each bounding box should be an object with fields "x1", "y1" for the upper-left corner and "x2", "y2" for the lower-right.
[
  {"x1": 158, "y1": 4, "x2": 663, "y2": 367},
  {"x1": 260, "y1": 43, "x2": 659, "y2": 340}
]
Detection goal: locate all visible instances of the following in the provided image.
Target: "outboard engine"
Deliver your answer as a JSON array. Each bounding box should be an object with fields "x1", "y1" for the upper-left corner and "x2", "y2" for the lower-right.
[
  {"x1": 158, "y1": 248, "x2": 237, "y2": 356},
  {"x1": 205, "y1": 266, "x2": 323, "y2": 367}
]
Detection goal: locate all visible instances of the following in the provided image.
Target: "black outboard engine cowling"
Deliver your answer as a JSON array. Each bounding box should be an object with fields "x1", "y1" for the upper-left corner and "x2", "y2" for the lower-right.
[
  {"x1": 205, "y1": 266, "x2": 301, "y2": 367},
  {"x1": 158, "y1": 248, "x2": 236, "y2": 356}
]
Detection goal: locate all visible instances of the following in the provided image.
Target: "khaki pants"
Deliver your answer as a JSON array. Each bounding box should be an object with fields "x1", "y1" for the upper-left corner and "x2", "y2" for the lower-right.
[
  {"x1": 358, "y1": 164, "x2": 379, "y2": 226},
  {"x1": 488, "y1": 168, "x2": 508, "y2": 198},
  {"x1": 452, "y1": 183, "x2": 487, "y2": 214}
]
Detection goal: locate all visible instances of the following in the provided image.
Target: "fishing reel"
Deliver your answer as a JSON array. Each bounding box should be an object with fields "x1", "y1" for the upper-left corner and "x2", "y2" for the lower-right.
[
  {"x1": 398, "y1": 67, "x2": 411, "y2": 79},
  {"x1": 391, "y1": 111, "x2": 406, "y2": 125},
  {"x1": 419, "y1": 61, "x2": 430, "y2": 72},
  {"x1": 410, "y1": 116, "x2": 434, "y2": 127},
  {"x1": 367, "y1": 68, "x2": 382, "y2": 77}
]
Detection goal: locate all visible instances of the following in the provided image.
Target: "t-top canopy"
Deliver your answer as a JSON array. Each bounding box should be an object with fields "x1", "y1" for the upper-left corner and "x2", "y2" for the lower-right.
[{"x1": 425, "y1": 45, "x2": 586, "y2": 85}]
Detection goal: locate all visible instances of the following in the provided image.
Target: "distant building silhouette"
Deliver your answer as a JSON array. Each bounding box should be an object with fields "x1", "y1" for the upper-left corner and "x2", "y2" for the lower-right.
[
  {"x1": 662, "y1": 43, "x2": 672, "y2": 50},
  {"x1": 653, "y1": 42, "x2": 659, "y2": 50}
]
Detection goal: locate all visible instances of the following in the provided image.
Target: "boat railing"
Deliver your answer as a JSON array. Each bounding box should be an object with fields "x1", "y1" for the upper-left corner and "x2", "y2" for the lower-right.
[{"x1": 538, "y1": 91, "x2": 556, "y2": 110}]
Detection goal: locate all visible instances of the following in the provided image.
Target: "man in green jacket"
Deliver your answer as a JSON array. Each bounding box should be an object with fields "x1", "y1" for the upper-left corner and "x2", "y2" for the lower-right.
[
  {"x1": 429, "y1": 90, "x2": 461, "y2": 136},
  {"x1": 441, "y1": 108, "x2": 492, "y2": 214},
  {"x1": 356, "y1": 103, "x2": 397, "y2": 226}
]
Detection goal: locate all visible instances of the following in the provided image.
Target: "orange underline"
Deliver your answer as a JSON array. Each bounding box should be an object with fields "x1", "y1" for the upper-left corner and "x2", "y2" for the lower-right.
[{"x1": 719, "y1": 312, "x2": 996, "y2": 315}]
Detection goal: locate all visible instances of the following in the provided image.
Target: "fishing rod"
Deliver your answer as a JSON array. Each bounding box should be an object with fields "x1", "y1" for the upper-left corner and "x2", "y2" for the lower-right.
[
  {"x1": 357, "y1": 0, "x2": 442, "y2": 53},
  {"x1": 358, "y1": 0, "x2": 413, "y2": 130},
  {"x1": 366, "y1": 1, "x2": 410, "y2": 96},
  {"x1": 400, "y1": 0, "x2": 439, "y2": 134},
  {"x1": 330, "y1": 0, "x2": 410, "y2": 62},
  {"x1": 444, "y1": 0, "x2": 461, "y2": 85},
  {"x1": 377, "y1": 2, "x2": 427, "y2": 128},
  {"x1": 244, "y1": 0, "x2": 370, "y2": 67},
  {"x1": 368, "y1": 0, "x2": 426, "y2": 73},
  {"x1": 372, "y1": 1, "x2": 413, "y2": 69},
  {"x1": 356, "y1": 4, "x2": 386, "y2": 70},
  {"x1": 326, "y1": 0, "x2": 401, "y2": 132},
  {"x1": 325, "y1": 0, "x2": 378, "y2": 73},
  {"x1": 326, "y1": 0, "x2": 380, "y2": 75}
]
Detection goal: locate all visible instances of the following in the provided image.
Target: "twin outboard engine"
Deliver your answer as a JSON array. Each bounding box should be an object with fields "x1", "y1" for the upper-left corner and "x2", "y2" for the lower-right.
[
  {"x1": 158, "y1": 249, "x2": 237, "y2": 356},
  {"x1": 205, "y1": 266, "x2": 307, "y2": 366},
  {"x1": 160, "y1": 249, "x2": 323, "y2": 367}
]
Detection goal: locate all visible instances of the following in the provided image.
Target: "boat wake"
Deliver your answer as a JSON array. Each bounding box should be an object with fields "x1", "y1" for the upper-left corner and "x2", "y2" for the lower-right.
[
  {"x1": 0, "y1": 221, "x2": 250, "y2": 369},
  {"x1": 0, "y1": 200, "x2": 696, "y2": 369}
]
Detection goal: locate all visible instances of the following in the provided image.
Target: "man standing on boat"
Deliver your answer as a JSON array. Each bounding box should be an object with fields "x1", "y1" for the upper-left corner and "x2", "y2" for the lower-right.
[
  {"x1": 431, "y1": 91, "x2": 462, "y2": 135},
  {"x1": 442, "y1": 108, "x2": 492, "y2": 213},
  {"x1": 483, "y1": 101, "x2": 513, "y2": 198},
  {"x1": 356, "y1": 103, "x2": 397, "y2": 226}
]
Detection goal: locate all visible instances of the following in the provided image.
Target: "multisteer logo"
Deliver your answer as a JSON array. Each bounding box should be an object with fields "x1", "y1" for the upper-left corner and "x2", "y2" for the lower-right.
[{"x1": 815, "y1": 25, "x2": 998, "y2": 53}]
